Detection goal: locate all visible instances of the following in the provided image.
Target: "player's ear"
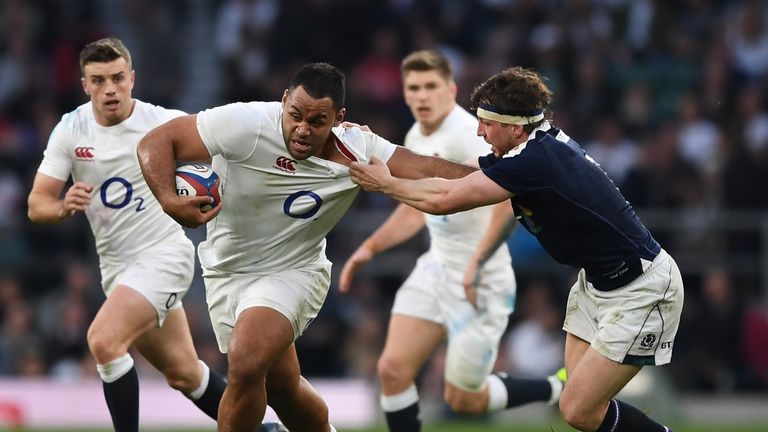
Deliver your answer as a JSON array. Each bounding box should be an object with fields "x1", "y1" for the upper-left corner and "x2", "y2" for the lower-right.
[
  {"x1": 281, "y1": 89, "x2": 289, "y2": 104},
  {"x1": 334, "y1": 107, "x2": 346, "y2": 126},
  {"x1": 81, "y1": 77, "x2": 89, "y2": 96},
  {"x1": 511, "y1": 124, "x2": 525, "y2": 138}
]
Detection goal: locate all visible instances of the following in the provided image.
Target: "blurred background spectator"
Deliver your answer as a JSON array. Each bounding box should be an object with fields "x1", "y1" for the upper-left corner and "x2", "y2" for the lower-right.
[{"x1": 1, "y1": 0, "x2": 767, "y2": 407}]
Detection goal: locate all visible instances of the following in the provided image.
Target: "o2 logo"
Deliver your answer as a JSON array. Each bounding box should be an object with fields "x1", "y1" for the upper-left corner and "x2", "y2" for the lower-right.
[
  {"x1": 100, "y1": 177, "x2": 147, "y2": 212},
  {"x1": 283, "y1": 190, "x2": 322, "y2": 219}
]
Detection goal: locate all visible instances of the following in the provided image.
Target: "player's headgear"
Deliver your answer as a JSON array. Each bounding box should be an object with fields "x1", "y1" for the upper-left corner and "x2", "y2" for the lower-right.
[
  {"x1": 476, "y1": 103, "x2": 545, "y2": 125},
  {"x1": 470, "y1": 66, "x2": 552, "y2": 129}
]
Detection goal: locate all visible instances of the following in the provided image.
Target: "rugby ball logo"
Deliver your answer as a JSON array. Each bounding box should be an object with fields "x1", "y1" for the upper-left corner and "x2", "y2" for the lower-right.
[{"x1": 175, "y1": 163, "x2": 221, "y2": 212}]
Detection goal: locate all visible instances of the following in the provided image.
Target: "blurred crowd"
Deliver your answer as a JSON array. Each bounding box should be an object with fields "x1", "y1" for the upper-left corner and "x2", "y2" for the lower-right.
[{"x1": 1, "y1": 0, "x2": 768, "y2": 399}]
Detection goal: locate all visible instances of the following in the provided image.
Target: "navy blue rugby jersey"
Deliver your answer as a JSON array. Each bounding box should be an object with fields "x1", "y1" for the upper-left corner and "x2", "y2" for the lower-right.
[{"x1": 479, "y1": 125, "x2": 660, "y2": 286}]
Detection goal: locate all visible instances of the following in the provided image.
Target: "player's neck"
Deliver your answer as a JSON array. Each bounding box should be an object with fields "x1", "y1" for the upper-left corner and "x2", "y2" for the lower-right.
[
  {"x1": 419, "y1": 105, "x2": 453, "y2": 136},
  {"x1": 94, "y1": 99, "x2": 136, "y2": 127},
  {"x1": 318, "y1": 135, "x2": 354, "y2": 166}
]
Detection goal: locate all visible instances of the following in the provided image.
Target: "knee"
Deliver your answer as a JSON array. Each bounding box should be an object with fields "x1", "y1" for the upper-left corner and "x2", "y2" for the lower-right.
[
  {"x1": 162, "y1": 362, "x2": 201, "y2": 394},
  {"x1": 376, "y1": 355, "x2": 413, "y2": 388},
  {"x1": 444, "y1": 385, "x2": 486, "y2": 415},
  {"x1": 559, "y1": 393, "x2": 604, "y2": 431},
  {"x1": 87, "y1": 327, "x2": 122, "y2": 363},
  {"x1": 227, "y1": 348, "x2": 269, "y2": 389}
]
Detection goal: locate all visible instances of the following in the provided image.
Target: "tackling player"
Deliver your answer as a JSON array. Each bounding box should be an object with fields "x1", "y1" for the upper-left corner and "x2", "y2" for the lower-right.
[
  {"x1": 340, "y1": 50, "x2": 565, "y2": 432},
  {"x1": 350, "y1": 66, "x2": 684, "y2": 432}
]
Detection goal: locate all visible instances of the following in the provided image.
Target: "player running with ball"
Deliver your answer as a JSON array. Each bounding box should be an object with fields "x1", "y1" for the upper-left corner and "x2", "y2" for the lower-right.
[{"x1": 27, "y1": 37, "x2": 281, "y2": 432}]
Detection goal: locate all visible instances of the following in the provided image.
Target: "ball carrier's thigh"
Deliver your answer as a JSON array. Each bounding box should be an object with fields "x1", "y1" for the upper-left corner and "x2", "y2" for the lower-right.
[{"x1": 225, "y1": 306, "x2": 330, "y2": 432}]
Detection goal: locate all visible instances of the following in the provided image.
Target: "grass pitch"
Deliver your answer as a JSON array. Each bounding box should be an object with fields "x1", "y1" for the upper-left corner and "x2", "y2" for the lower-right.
[{"x1": 3, "y1": 424, "x2": 768, "y2": 431}]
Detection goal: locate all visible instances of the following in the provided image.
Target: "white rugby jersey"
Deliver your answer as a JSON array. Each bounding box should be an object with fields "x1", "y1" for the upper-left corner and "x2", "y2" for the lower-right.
[
  {"x1": 196, "y1": 101, "x2": 397, "y2": 274},
  {"x1": 38, "y1": 100, "x2": 189, "y2": 264},
  {"x1": 404, "y1": 105, "x2": 511, "y2": 274}
]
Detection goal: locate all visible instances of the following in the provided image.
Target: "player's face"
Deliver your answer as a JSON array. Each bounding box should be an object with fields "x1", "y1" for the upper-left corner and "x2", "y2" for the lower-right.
[
  {"x1": 477, "y1": 118, "x2": 519, "y2": 158},
  {"x1": 403, "y1": 70, "x2": 456, "y2": 134},
  {"x1": 81, "y1": 58, "x2": 135, "y2": 127},
  {"x1": 281, "y1": 86, "x2": 345, "y2": 160}
]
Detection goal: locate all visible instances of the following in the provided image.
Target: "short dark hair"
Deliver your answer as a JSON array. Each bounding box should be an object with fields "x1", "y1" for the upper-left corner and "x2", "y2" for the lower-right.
[
  {"x1": 288, "y1": 63, "x2": 345, "y2": 110},
  {"x1": 79, "y1": 37, "x2": 132, "y2": 75},
  {"x1": 470, "y1": 66, "x2": 553, "y2": 132},
  {"x1": 401, "y1": 50, "x2": 453, "y2": 81}
]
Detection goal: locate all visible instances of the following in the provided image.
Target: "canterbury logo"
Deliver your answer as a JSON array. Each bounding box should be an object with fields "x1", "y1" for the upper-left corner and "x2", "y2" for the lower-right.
[
  {"x1": 74, "y1": 147, "x2": 94, "y2": 159},
  {"x1": 274, "y1": 156, "x2": 297, "y2": 172}
]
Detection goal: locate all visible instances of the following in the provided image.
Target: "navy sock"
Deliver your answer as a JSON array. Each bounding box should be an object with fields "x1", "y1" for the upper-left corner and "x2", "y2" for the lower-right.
[
  {"x1": 192, "y1": 367, "x2": 226, "y2": 420},
  {"x1": 597, "y1": 399, "x2": 672, "y2": 432},
  {"x1": 495, "y1": 372, "x2": 552, "y2": 408},
  {"x1": 384, "y1": 402, "x2": 421, "y2": 432},
  {"x1": 103, "y1": 366, "x2": 139, "y2": 432}
]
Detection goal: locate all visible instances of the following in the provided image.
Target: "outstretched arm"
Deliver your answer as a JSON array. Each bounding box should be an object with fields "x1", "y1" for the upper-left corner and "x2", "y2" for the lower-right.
[
  {"x1": 350, "y1": 157, "x2": 512, "y2": 215},
  {"x1": 462, "y1": 202, "x2": 516, "y2": 307},
  {"x1": 339, "y1": 203, "x2": 425, "y2": 293},
  {"x1": 137, "y1": 114, "x2": 220, "y2": 227},
  {"x1": 386, "y1": 146, "x2": 478, "y2": 180}
]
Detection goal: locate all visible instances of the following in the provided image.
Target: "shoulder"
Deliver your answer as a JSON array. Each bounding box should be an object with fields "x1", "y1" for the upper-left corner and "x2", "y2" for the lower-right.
[
  {"x1": 444, "y1": 105, "x2": 479, "y2": 130},
  {"x1": 136, "y1": 99, "x2": 186, "y2": 117},
  {"x1": 334, "y1": 126, "x2": 396, "y2": 161},
  {"x1": 403, "y1": 123, "x2": 421, "y2": 148},
  {"x1": 334, "y1": 125, "x2": 370, "y2": 150},
  {"x1": 200, "y1": 101, "x2": 280, "y2": 124},
  {"x1": 536, "y1": 127, "x2": 586, "y2": 159},
  {"x1": 439, "y1": 106, "x2": 488, "y2": 157},
  {"x1": 50, "y1": 102, "x2": 93, "y2": 141},
  {"x1": 133, "y1": 99, "x2": 187, "y2": 123}
]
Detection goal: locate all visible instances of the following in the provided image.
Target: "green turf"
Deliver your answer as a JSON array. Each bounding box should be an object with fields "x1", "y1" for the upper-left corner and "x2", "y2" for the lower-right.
[{"x1": 3, "y1": 424, "x2": 768, "y2": 432}]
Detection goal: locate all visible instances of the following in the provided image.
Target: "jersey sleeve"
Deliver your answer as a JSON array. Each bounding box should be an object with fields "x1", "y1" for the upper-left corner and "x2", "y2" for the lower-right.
[
  {"x1": 196, "y1": 102, "x2": 265, "y2": 162},
  {"x1": 159, "y1": 107, "x2": 187, "y2": 122},
  {"x1": 479, "y1": 147, "x2": 548, "y2": 195},
  {"x1": 365, "y1": 131, "x2": 397, "y2": 162},
  {"x1": 336, "y1": 127, "x2": 397, "y2": 163},
  {"x1": 37, "y1": 117, "x2": 74, "y2": 181}
]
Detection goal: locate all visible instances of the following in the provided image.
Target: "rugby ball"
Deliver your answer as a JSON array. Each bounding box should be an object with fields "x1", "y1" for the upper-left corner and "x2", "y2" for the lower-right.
[{"x1": 175, "y1": 163, "x2": 221, "y2": 212}]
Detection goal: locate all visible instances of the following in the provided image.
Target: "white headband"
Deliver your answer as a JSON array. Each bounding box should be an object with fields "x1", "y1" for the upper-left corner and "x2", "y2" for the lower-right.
[{"x1": 476, "y1": 103, "x2": 544, "y2": 125}]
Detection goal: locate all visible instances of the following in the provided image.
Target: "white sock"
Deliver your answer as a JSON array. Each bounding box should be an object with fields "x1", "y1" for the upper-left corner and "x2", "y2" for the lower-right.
[
  {"x1": 547, "y1": 374, "x2": 564, "y2": 405},
  {"x1": 96, "y1": 353, "x2": 134, "y2": 383},
  {"x1": 188, "y1": 360, "x2": 210, "y2": 400},
  {"x1": 380, "y1": 384, "x2": 419, "y2": 412},
  {"x1": 485, "y1": 374, "x2": 508, "y2": 412}
]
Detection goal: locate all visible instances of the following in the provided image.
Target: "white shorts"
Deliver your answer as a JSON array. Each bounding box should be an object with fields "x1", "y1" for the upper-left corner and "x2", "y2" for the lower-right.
[
  {"x1": 205, "y1": 258, "x2": 332, "y2": 353},
  {"x1": 563, "y1": 249, "x2": 684, "y2": 366},
  {"x1": 392, "y1": 252, "x2": 516, "y2": 391},
  {"x1": 100, "y1": 238, "x2": 195, "y2": 327}
]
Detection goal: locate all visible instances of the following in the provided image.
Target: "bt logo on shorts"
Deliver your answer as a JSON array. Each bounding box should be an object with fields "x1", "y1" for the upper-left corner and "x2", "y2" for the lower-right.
[
  {"x1": 75, "y1": 146, "x2": 95, "y2": 160},
  {"x1": 274, "y1": 156, "x2": 297, "y2": 173}
]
